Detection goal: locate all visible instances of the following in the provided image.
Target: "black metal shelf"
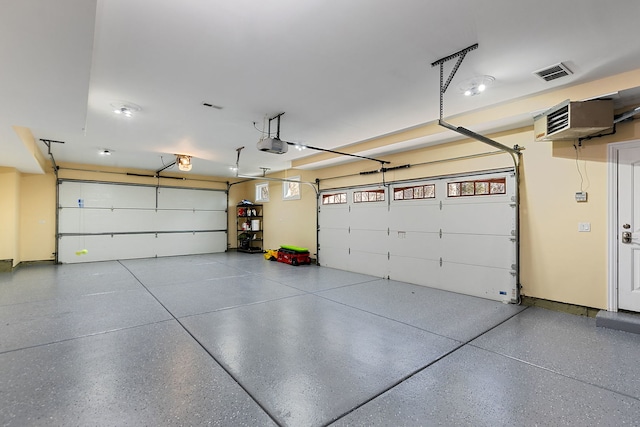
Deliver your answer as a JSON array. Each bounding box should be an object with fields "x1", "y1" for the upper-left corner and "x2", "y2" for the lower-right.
[{"x1": 237, "y1": 204, "x2": 263, "y2": 253}]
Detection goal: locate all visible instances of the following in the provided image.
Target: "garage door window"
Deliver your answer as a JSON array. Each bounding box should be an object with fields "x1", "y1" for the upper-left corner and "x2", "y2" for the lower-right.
[
  {"x1": 393, "y1": 184, "x2": 435, "y2": 200},
  {"x1": 448, "y1": 178, "x2": 506, "y2": 197},
  {"x1": 354, "y1": 189, "x2": 385, "y2": 203},
  {"x1": 322, "y1": 193, "x2": 347, "y2": 204}
]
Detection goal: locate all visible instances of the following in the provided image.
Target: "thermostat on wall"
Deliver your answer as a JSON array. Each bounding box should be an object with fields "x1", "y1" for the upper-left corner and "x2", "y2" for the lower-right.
[{"x1": 575, "y1": 191, "x2": 588, "y2": 202}]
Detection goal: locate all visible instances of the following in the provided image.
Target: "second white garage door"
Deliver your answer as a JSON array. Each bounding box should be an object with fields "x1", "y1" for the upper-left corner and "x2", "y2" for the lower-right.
[
  {"x1": 58, "y1": 181, "x2": 227, "y2": 263},
  {"x1": 318, "y1": 170, "x2": 517, "y2": 303}
]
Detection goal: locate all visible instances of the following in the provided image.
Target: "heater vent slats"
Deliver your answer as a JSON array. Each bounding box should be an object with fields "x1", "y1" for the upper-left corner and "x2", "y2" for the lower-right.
[{"x1": 546, "y1": 105, "x2": 570, "y2": 135}]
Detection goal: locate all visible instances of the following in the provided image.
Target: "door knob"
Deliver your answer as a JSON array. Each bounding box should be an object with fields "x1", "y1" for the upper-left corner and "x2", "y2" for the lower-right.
[{"x1": 622, "y1": 231, "x2": 632, "y2": 244}]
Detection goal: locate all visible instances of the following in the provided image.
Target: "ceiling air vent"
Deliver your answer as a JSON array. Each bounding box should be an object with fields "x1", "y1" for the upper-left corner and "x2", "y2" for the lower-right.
[
  {"x1": 534, "y1": 99, "x2": 613, "y2": 141},
  {"x1": 533, "y1": 62, "x2": 573, "y2": 82}
]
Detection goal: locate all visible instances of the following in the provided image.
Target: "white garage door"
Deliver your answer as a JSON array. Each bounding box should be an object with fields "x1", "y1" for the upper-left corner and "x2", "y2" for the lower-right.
[
  {"x1": 58, "y1": 181, "x2": 227, "y2": 263},
  {"x1": 318, "y1": 170, "x2": 517, "y2": 303}
]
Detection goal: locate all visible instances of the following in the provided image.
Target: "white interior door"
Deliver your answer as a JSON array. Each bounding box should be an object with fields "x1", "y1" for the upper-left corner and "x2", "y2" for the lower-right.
[{"x1": 617, "y1": 144, "x2": 640, "y2": 312}]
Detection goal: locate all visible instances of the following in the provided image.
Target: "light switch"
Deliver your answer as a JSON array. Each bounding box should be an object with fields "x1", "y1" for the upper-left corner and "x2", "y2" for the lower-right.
[{"x1": 578, "y1": 222, "x2": 591, "y2": 232}]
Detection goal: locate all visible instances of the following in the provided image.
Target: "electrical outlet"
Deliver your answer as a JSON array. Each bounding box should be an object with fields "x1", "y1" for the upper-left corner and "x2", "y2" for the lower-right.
[{"x1": 578, "y1": 222, "x2": 591, "y2": 232}]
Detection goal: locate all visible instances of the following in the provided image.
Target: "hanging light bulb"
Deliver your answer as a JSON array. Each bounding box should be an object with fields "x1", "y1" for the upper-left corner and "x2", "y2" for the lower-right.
[{"x1": 176, "y1": 154, "x2": 192, "y2": 171}]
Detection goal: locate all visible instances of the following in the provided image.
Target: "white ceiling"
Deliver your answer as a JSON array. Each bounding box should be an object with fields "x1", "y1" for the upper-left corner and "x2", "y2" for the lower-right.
[{"x1": 3, "y1": 0, "x2": 640, "y2": 176}]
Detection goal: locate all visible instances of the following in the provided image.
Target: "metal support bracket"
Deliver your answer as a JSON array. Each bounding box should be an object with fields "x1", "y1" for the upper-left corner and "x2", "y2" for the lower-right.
[{"x1": 431, "y1": 43, "x2": 478, "y2": 120}]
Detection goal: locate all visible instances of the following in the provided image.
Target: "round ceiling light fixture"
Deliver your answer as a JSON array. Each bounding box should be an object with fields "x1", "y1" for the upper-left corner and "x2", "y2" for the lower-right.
[
  {"x1": 458, "y1": 75, "x2": 495, "y2": 97},
  {"x1": 110, "y1": 102, "x2": 141, "y2": 117}
]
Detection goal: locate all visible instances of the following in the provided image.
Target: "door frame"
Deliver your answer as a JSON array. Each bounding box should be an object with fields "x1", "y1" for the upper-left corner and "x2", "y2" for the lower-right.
[{"x1": 607, "y1": 139, "x2": 640, "y2": 311}]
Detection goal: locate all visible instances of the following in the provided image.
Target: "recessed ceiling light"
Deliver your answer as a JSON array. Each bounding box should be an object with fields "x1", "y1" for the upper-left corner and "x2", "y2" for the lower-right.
[
  {"x1": 110, "y1": 102, "x2": 141, "y2": 117},
  {"x1": 99, "y1": 149, "x2": 112, "y2": 156}
]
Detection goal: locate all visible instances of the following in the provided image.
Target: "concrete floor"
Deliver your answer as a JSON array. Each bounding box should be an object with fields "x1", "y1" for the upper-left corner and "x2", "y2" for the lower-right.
[{"x1": 1, "y1": 252, "x2": 639, "y2": 426}]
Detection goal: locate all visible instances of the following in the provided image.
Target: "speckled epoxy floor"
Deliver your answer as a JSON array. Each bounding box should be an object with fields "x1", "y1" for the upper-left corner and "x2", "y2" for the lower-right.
[{"x1": 1, "y1": 253, "x2": 640, "y2": 426}]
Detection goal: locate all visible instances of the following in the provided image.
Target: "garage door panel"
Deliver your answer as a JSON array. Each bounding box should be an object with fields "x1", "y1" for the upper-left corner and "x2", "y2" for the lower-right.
[
  {"x1": 388, "y1": 256, "x2": 440, "y2": 287},
  {"x1": 349, "y1": 251, "x2": 388, "y2": 278},
  {"x1": 441, "y1": 263, "x2": 515, "y2": 302},
  {"x1": 157, "y1": 188, "x2": 226, "y2": 210},
  {"x1": 59, "y1": 182, "x2": 156, "y2": 209},
  {"x1": 349, "y1": 229, "x2": 387, "y2": 254},
  {"x1": 389, "y1": 232, "x2": 440, "y2": 260},
  {"x1": 154, "y1": 210, "x2": 227, "y2": 231},
  {"x1": 59, "y1": 208, "x2": 158, "y2": 234},
  {"x1": 443, "y1": 193, "x2": 513, "y2": 206},
  {"x1": 350, "y1": 208, "x2": 388, "y2": 230},
  {"x1": 442, "y1": 203, "x2": 515, "y2": 235},
  {"x1": 389, "y1": 205, "x2": 441, "y2": 233},
  {"x1": 60, "y1": 209, "x2": 227, "y2": 234},
  {"x1": 320, "y1": 206, "x2": 350, "y2": 227},
  {"x1": 319, "y1": 247, "x2": 350, "y2": 270},
  {"x1": 155, "y1": 232, "x2": 226, "y2": 257},
  {"x1": 442, "y1": 235, "x2": 515, "y2": 269},
  {"x1": 58, "y1": 234, "x2": 157, "y2": 263},
  {"x1": 319, "y1": 229, "x2": 348, "y2": 249}
]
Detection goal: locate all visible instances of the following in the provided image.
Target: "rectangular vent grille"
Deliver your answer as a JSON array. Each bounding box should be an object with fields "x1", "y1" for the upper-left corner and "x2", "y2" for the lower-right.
[
  {"x1": 546, "y1": 104, "x2": 569, "y2": 134},
  {"x1": 534, "y1": 63, "x2": 572, "y2": 82}
]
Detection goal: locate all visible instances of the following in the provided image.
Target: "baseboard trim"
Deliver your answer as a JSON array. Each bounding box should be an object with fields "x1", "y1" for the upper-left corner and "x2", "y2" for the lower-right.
[
  {"x1": 0, "y1": 259, "x2": 13, "y2": 273},
  {"x1": 521, "y1": 296, "x2": 600, "y2": 318}
]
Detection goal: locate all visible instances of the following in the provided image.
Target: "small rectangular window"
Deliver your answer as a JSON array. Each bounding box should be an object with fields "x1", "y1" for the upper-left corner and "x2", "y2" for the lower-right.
[
  {"x1": 353, "y1": 189, "x2": 385, "y2": 203},
  {"x1": 475, "y1": 182, "x2": 489, "y2": 195},
  {"x1": 448, "y1": 178, "x2": 506, "y2": 197},
  {"x1": 448, "y1": 183, "x2": 461, "y2": 197},
  {"x1": 461, "y1": 182, "x2": 475, "y2": 196},
  {"x1": 490, "y1": 181, "x2": 506, "y2": 194},
  {"x1": 323, "y1": 192, "x2": 347, "y2": 205},
  {"x1": 424, "y1": 185, "x2": 435, "y2": 198},
  {"x1": 394, "y1": 184, "x2": 435, "y2": 201}
]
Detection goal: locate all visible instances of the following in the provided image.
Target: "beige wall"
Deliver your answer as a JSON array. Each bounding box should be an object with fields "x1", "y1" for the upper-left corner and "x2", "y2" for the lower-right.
[
  {"x1": 229, "y1": 171, "x2": 318, "y2": 255},
  {"x1": 19, "y1": 172, "x2": 56, "y2": 262},
  {"x1": 0, "y1": 167, "x2": 57, "y2": 265},
  {"x1": 0, "y1": 167, "x2": 20, "y2": 265}
]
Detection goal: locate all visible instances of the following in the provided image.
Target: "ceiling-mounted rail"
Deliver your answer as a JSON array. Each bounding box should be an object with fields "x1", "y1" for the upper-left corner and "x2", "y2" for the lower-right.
[
  {"x1": 265, "y1": 111, "x2": 390, "y2": 167},
  {"x1": 438, "y1": 120, "x2": 521, "y2": 157}
]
